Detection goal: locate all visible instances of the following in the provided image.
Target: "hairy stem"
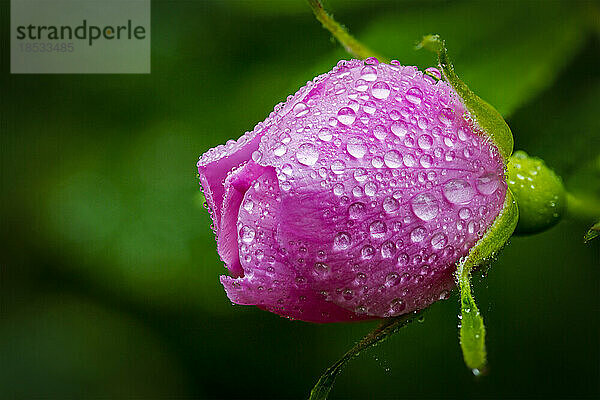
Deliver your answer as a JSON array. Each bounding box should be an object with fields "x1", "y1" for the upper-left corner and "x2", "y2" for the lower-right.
[
  {"x1": 309, "y1": 311, "x2": 422, "y2": 400},
  {"x1": 307, "y1": 0, "x2": 388, "y2": 62}
]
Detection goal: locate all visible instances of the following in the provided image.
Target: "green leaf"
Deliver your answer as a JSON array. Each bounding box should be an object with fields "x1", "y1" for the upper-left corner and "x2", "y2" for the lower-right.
[
  {"x1": 309, "y1": 312, "x2": 422, "y2": 400},
  {"x1": 456, "y1": 189, "x2": 519, "y2": 372},
  {"x1": 584, "y1": 221, "x2": 600, "y2": 243}
]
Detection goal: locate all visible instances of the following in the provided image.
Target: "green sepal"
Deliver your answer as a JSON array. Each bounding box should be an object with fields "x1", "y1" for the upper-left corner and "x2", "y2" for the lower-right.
[
  {"x1": 456, "y1": 189, "x2": 519, "y2": 373},
  {"x1": 418, "y1": 34, "x2": 514, "y2": 163}
]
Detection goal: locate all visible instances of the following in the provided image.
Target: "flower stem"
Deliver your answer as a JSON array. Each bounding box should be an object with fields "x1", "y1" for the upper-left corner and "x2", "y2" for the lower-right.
[
  {"x1": 309, "y1": 311, "x2": 422, "y2": 400},
  {"x1": 307, "y1": 0, "x2": 388, "y2": 62},
  {"x1": 566, "y1": 192, "x2": 600, "y2": 220}
]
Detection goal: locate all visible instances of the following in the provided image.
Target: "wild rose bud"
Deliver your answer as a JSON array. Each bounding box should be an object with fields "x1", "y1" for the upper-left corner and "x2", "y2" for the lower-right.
[{"x1": 198, "y1": 59, "x2": 507, "y2": 323}]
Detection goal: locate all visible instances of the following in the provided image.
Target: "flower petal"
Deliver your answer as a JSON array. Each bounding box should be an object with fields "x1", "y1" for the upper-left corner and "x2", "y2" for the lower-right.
[
  {"x1": 221, "y1": 166, "x2": 372, "y2": 323},
  {"x1": 218, "y1": 161, "x2": 270, "y2": 277}
]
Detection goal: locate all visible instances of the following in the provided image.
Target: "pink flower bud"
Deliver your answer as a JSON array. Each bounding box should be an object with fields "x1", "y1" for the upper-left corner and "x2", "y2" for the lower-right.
[{"x1": 198, "y1": 59, "x2": 506, "y2": 323}]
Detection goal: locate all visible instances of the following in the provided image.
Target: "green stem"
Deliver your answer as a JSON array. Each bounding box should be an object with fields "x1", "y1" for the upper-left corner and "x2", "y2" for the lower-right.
[
  {"x1": 309, "y1": 312, "x2": 422, "y2": 400},
  {"x1": 307, "y1": 0, "x2": 388, "y2": 62},
  {"x1": 566, "y1": 192, "x2": 600, "y2": 220}
]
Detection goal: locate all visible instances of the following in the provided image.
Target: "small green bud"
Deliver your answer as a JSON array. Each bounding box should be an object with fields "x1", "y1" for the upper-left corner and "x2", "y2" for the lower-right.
[{"x1": 508, "y1": 151, "x2": 566, "y2": 234}]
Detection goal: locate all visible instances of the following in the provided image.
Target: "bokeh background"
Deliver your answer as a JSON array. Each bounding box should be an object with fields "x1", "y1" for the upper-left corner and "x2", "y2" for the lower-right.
[{"x1": 1, "y1": 0, "x2": 599, "y2": 398}]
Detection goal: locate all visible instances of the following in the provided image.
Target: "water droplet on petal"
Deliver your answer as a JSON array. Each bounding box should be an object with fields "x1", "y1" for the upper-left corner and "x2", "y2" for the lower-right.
[
  {"x1": 293, "y1": 102, "x2": 309, "y2": 117},
  {"x1": 347, "y1": 137, "x2": 367, "y2": 158},
  {"x1": 411, "y1": 193, "x2": 439, "y2": 221},
  {"x1": 369, "y1": 220, "x2": 387, "y2": 239},
  {"x1": 337, "y1": 107, "x2": 356, "y2": 125},
  {"x1": 417, "y1": 134, "x2": 433, "y2": 149},
  {"x1": 296, "y1": 143, "x2": 319, "y2": 166},
  {"x1": 373, "y1": 125, "x2": 387, "y2": 141},
  {"x1": 349, "y1": 202, "x2": 366, "y2": 219},
  {"x1": 331, "y1": 159, "x2": 346, "y2": 174},
  {"x1": 361, "y1": 66, "x2": 377, "y2": 81},
  {"x1": 443, "y1": 179, "x2": 475, "y2": 204},
  {"x1": 240, "y1": 225, "x2": 256, "y2": 243},
  {"x1": 354, "y1": 79, "x2": 368, "y2": 92},
  {"x1": 383, "y1": 197, "x2": 399, "y2": 213},
  {"x1": 361, "y1": 245, "x2": 375, "y2": 259},
  {"x1": 438, "y1": 107, "x2": 454, "y2": 125},
  {"x1": 390, "y1": 298, "x2": 406, "y2": 314},
  {"x1": 318, "y1": 128, "x2": 332, "y2": 141},
  {"x1": 410, "y1": 226, "x2": 427, "y2": 242},
  {"x1": 459, "y1": 208, "x2": 471, "y2": 220},
  {"x1": 371, "y1": 81, "x2": 391, "y2": 99},
  {"x1": 384, "y1": 150, "x2": 402, "y2": 168},
  {"x1": 251, "y1": 150, "x2": 262, "y2": 162},
  {"x1": 430, "y1": 232, "x2": 447, "y2": 249},
  {"x1": 333, "y1": 232, "x2": 352, "y2": 250},
  {"x1": 391, "y1": 122, "x2": 407, "y2": 138},
  {"x1": 372, "y1": 156, "x2": 384, "y2": 168},
  {"x1": 476, "y1": 172, "x2": 500, "y2": 195},
  {"x1": 425, "y1": 67, "x2": 441, "y2": 79},
  {"x1": 406, "y1": 87, "x2": 423, "y2": 105}
]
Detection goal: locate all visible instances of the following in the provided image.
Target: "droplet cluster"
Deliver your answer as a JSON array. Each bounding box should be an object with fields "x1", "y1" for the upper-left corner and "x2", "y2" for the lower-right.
[{"x1": 200, "y1": 59, "x2": 507, "y2": 322}]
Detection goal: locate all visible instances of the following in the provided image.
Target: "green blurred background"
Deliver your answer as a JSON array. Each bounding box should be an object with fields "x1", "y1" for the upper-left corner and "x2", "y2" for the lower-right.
[{"x1": 1, "y1": 0, "x2": 599, "y2": 398}]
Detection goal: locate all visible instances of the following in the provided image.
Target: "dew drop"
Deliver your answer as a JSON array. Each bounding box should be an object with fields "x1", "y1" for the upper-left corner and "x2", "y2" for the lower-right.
[
  {"x1": 391, "y1": 122, "x2": 408, "y2": 138},
  {"x1": 364, "y1": 181, "x2": 377, "y2": 196},
  {"x1": 354, "y1": 168, "x2": 368, "y2": 182},
  {"x1": 406, "y1": 87, "x2": 423, "y2": 105},
  {"x1": 459, "y1": 207, "x2": 472, "y2": 220},
  {"x1": 384, "y1": 150, "x2": 403, "y2": 168},
  {"x1": 361, "y1": 66, "x2": 377, "y2": 81},
  {"x1": 417, "y1": 134, "x2": 433, "y2": 149},
  {"x1": 331, "y1": 159, "x2": 346, "y2": 175},
  {"x1": 274, "y1": 144, "x2": 287, "y2": 157},
  {"x1": 318, "y1": 128, "x2": 333, "y2": 142},
  {"x1": 383, "y1": 197, "x2": 399, "y2": 213},
  {"x1": 347, "y1": 137, "x2": 367, "y2": 158},
  {"x1": 361, "y1": 245, "x2": 375, "y2": 259},
  {"x1": 373, "y1": 125, "x2": 387, "y2": 141},
  {"x1": 354, "y1": 79, "x2": 368, "y2": 92},
  {"x1": 411, "y1": 193, "x2": 439, "y2": 221},
  {"x1": 371, "y1": 81, "x2": 391, "y2": 99},
  {"x1": 293, "y1": 102, "x2": 309, "y2": 117},
  {"x1": 337, "y1": 107, "x2": 356, "y2": 125},
  {"x1": 425, "y1": 67, "x2": 441, "y2": 79},
  {"x1": 381, "y1": 241, "x2": 396, "y2": 258},
  {"x1": 410, "y1": 226, "x2": 427, "y2": 242},
  {"x1": 369, "y1": 220, "x2": 387, "y2": 239},
  {"x1": 333, "y1": 232, "x2": 352, "y2": 250},
  {"x1": 438, "y1": 107, "x2": 454, "y2": 125},
  {"x1": 390, "y1": 298, "x2": 406, "y2": 314},
  {"x1": 443, "y1": 179, "x2": 475, "y2": 204},
  {"x1": 240, "y1": 225, "x2": 256, "y2": 244},
  {"x1": 430, "y1": 232, "x2": 447, "y2": 249},
  {"x1": 348, "y1": 202, "x2": 366, "y2": 219},
  {"x1": 363, "y1": 101, "x2": 376, "y2": 114},
  {"x1": 403, "y1": 154, "x2": 416, "y2": 167},
  {"x1": 342, "y1": 289, "x2": 354, "y2": 300},
  {"x1": 420, "y1": 154, "x2": 433, "y2": 168},
  {"x1": 476, "y1": 172, "x2": 500, "y2": 195},
  {"x1": 372, "y1": 156, "x2": 384, "y2": 168},
  {"x1": 313, "y1": 262, "x2": 329, "y2": 276},
  {"x1": 296, "y1": 143, "x2": 319, "y2": 166}
]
